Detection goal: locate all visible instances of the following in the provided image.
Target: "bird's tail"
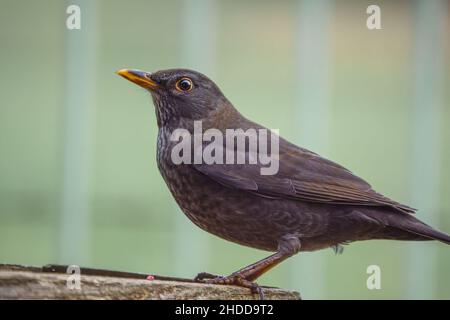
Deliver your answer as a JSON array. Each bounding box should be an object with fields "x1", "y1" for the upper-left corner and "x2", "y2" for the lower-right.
[{"x1": 387, "y1": 214, "x2": 450, "y2": 245}]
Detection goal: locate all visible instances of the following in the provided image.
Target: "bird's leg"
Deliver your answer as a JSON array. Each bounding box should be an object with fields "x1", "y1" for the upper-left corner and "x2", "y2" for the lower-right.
[{"x1": 196, "y1": 235, "x2": 301, "y2": 299}]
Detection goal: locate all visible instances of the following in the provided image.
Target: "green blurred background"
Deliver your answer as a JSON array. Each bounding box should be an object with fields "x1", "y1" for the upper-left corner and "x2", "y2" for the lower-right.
[{"x1": 0, "y1": 0, "x2": 449, "y2": 299}]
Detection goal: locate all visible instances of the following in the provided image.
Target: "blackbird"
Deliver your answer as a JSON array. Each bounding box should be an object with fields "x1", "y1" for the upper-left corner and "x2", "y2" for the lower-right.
[{"x1": 117, "y1": 68, "x2": 450, "y2": 298}]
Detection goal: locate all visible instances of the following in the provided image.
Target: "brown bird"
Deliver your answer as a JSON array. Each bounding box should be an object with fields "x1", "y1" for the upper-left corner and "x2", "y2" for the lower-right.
[{"x1": 117, "y1": 68, "x2": 450, "y2": 298}]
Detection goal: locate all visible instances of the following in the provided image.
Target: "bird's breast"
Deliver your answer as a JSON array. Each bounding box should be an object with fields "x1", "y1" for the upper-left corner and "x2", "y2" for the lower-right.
[{"x1": 154, "y1": 127, "x2": 353, "y2": 252}]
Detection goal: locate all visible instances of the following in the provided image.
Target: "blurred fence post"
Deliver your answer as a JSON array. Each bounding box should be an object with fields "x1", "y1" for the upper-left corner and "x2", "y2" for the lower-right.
[
  {"x1": 291, "y1": 0, "x2": 333, "y2": 299},
  {"x1": 59, "y1": 0, "x2": 96, "y2": 265},
  {"x1": 173, "y1": 0, "x2": 218, "y2": 278},
  {"x1": 407, "y1": 0, "x2": 446, "y2": 299}
]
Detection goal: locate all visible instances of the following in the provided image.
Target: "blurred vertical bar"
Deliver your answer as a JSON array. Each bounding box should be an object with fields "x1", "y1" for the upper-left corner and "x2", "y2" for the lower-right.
[
  {"x1": 181, "y1": 0, "x2": 217, "y2": 76},
  {"x1": 407, "y1": 0, "x2": 446, "y2": 299},
  {"x1": 174, "y1": 0, "x2": 217, "y2": 277},
  {"x1": 291, "y1": 0, "x2": 333, "y2": 299},
  {"x1": 59, "y1": 0, "x2": 96, "y2": 265}
]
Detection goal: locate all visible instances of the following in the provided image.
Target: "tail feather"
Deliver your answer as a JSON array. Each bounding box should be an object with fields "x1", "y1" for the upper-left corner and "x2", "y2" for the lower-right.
[
  {"x1": 400, "y1": 223, "x2": 450, "y2": 245},
  {"x1": 388, "y1": 214, "x2": 450, "y2": 245}
]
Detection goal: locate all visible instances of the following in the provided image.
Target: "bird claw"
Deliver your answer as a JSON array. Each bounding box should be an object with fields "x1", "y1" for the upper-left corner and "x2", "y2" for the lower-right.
[
  {"x1": 194, "y1": 272, "x2": 220, "y2": 281},
  {"x1": 195, "y1": 272, "x2": 264, "y2": 300}
]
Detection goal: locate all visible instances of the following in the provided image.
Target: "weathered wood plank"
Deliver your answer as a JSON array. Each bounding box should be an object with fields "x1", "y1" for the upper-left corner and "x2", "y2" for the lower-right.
[{"x1": 0, "y1": 264, "x2": 300, "y2": 300}]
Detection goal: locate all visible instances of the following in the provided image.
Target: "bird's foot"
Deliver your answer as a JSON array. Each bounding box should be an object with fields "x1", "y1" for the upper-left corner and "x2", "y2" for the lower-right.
[
  {"x1": 194, "y1": 272, "x2": 220, "y2": 281},
  {"x1": 195, "y1": 272, "x2": 264, "y2": 300}
]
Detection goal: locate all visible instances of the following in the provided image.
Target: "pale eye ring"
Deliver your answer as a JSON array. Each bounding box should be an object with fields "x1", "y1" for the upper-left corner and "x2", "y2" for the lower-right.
[{"x1": 176, "y1": 77, "x2": 193, "y2": 92}]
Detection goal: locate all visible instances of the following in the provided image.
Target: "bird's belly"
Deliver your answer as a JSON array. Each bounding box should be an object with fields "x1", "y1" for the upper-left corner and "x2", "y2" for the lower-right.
[
  {"x1": 155, "y1": 131, "x2": 367, "y2": 252},
  {"x1": 157, "y1": 158, "x2": 335, "y2": 252}
]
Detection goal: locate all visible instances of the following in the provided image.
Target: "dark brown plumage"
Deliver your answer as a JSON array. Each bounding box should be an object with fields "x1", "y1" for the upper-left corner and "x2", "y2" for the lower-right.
[{"x1": 117, "y1": 68, "x2": 450, "y2": 298}]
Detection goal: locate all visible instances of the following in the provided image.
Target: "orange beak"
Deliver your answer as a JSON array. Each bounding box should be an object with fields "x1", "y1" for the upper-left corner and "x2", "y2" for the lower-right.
[{"x1": 116, "y1": 69, "x2": 160, "y2": 90}]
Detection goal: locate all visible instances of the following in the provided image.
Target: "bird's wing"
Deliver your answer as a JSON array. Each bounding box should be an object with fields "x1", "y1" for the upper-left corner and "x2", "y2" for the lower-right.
[{"x1": 193, "y1": 136, "x2": 416, "y2": 214}]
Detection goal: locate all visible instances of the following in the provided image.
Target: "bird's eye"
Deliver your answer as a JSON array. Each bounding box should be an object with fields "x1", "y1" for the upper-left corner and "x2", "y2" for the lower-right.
[{"x1": 175, "y1": 78, "x2": 193, "y2": 92}]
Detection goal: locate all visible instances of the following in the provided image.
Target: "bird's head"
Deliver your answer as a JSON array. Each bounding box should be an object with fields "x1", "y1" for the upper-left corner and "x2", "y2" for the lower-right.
[{"x1": 117, "y1": 68, "x2": 230, "y2": 128}]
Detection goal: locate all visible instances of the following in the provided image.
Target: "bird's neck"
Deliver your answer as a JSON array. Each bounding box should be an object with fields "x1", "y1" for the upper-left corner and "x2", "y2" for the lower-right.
[
  {"x1": 157, "y1": 98, "x2": 243, "y2": 133},
  {"x1": 202, "y1": 99, "x2": 244, "y2": 131}
]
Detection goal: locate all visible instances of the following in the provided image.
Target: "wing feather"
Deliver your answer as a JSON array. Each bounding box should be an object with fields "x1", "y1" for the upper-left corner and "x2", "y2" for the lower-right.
[{"x1": 193, "y1": 129, "x2": 416, "y2": 214}]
